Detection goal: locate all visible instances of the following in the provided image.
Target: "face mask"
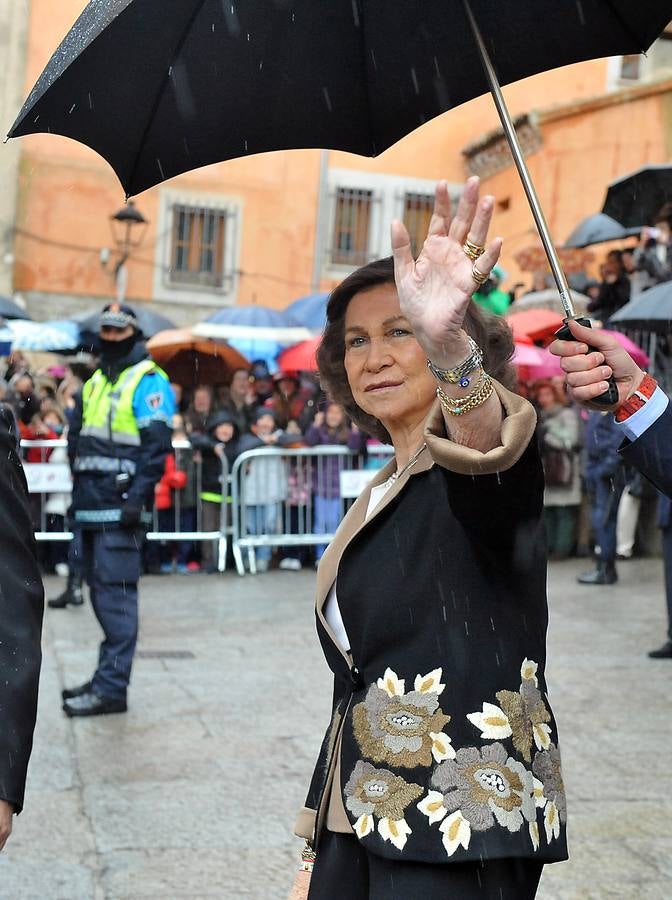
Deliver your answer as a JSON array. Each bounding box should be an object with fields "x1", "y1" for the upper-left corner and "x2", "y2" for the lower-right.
[{"x1": 99, "y1": 333, "x2": 137, "y2": 360}]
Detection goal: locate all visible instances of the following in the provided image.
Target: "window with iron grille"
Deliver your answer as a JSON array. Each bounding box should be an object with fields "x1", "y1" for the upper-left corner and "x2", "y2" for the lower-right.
[
  {"x1": 331, "y1": 188, "x2": 373, "y2": 266},
  {"x1": 403, "y1": 192, "x2": 434, "y2": 257},
  {"x1": 170, "y1": 204, "x2": 227, "y2": 289}
]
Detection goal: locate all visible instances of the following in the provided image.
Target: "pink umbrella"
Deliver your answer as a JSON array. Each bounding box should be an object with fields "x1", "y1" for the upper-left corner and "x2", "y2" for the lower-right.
[
  {"x1": 603, "y1": 330, "x2": 649, "y2": 369},
  {"x1": 513, "y1": 342, "x2": 546, "y2": 367}
]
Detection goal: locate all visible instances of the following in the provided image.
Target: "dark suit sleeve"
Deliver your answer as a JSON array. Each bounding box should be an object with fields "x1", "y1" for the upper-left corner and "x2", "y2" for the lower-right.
[
  {"x1": 619, "y1": 403, "x2": 672, "y2": 499},
  {"x1": 0, "y1": 406, "x2": 44, "y2": 813}
]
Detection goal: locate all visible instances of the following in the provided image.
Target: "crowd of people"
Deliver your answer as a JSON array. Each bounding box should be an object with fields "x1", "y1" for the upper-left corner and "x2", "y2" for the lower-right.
[{"x1": 0, "y1": 350, "x2": 375, "y2": 578}]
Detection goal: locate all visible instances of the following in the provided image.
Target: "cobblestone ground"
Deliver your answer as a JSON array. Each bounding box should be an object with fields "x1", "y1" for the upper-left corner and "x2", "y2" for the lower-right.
[{"x1": 1, "y1": 557, "x2": 670, "y2": 899}]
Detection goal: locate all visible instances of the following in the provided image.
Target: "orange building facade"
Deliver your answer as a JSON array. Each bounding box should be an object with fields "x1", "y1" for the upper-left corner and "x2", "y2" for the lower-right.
[{"x1": 7, "y1": 2, "x2": 672, "y2": 325}]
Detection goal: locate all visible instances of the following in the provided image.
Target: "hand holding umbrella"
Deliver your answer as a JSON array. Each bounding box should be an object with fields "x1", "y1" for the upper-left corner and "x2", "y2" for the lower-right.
[{"x1": 548, "y1": 320, "x2": 645, "y2": 409}]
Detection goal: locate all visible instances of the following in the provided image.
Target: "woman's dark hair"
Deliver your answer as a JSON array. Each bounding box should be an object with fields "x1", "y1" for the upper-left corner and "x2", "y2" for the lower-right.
[{"x1": 316, "y1": 257, "x2": 516, "y2": 444}]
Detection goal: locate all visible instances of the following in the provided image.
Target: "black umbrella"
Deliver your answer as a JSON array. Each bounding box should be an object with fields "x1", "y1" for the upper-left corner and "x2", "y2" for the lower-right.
[
  {"x1": 0, "y1": 295, "x2": 32, "y2": 321},
  {"x1": 563, "y1": 213, "x2": 641, "y2": 249},
  {"x1": 609, "y1": 281, "x2": 672, "y2": 333},
  {"x1": 74, "y1": 306, "x2": 176, "y2": 342},
  {"x1": 8, "y1": 1, "x2": 670, "y2": 201},
  {"x1": 603, "y1": 164, "x2": 672, "y2": 229}
]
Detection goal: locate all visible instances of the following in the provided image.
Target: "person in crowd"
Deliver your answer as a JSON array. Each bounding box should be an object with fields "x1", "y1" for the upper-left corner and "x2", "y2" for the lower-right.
[
  {"x1": 191, "y1": 409, "x2": 240, "y2": 573},
  {"x1": 56, "y1": 374, "x2": 83, "y2": 429},
  {"x1": 291, "y1": 179, "x2": 566, "y2": 900},
  {"x1": 238, "y1": 408, "x2": 295, "y2": 573},
  {"x1": 265, "y1": 370, "x2": 307, "y2": 430},
  {"x1": 586, "y1": 249, "x2": 630, "y2": 323},
  {"x1": 250, "y1": 360, "x2": 274, "y2": 404},
  {"x1": 619, "y1": 247, "x2": 648, "y2": 297},
  {"x1": 184, "y1": 383, "x2": 216, "y2": 435},
  {"x1": 59, "y1": 303, "x2": 174, "y2": 717},
  {"x1": 632, "y1": 211, "x2": 672, "y2": 289},
  {"x1": 6, "y1": 371, "x2": 40, "y2": 428},
  {"x1": 277, "y1": 426, "x2": 313, "y2": 572},
  {"x1": 534, "y1": 382, "x2": 582, "y2": 561},
  {"x1": 0, "y1": 404, "x2": 44, "y2": 850},
  {"x1": 304, "y1": 403, "x2": 366, "y2": 563},
  {"x1": 221, "y1": 367, "x2": 257, "y2": 435},
  {"x1": 472, "y1": 265, "x2": 510, "y2": 316},
  {"x1": 3, "y1": 349, "x2": 29, "y2": 382},
  {"x1": 20, "y1": 410, "x2": 59, "y2": 462}
]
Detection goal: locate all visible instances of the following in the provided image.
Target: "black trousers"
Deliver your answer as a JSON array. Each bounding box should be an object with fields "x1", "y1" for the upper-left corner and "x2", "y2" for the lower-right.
[{"x1": 308, "y1": 830, "x2": 544, "y2": 900}]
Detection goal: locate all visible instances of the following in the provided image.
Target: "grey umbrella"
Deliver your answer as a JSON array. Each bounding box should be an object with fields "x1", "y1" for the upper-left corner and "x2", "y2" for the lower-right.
[
  {"x1": 0, "y1": 295, "x2": 32, "y2": 321},
  {"x1": 609, "y1": 282, "x2": 672, "y2": 334},
  {"x1": 564, "y1": 213, "x2": 641, "y2": 249}
]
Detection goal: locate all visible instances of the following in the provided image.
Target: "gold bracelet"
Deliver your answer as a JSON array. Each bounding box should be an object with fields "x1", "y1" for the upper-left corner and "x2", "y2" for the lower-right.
[{"x1": 436, "y1": 373, "x2": 494, "y2": 415}]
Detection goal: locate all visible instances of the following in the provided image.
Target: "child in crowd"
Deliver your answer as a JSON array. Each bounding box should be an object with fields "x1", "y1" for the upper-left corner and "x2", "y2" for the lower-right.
[
  {"x1": 237, "y1": 408, "x2": 294, "y2": 572},
  {"x1": 191, "y1": 409, "x2": 240, "y2": 573},
  {"x1": 304, "y1": 402, "x2": 365, "y2": 562}
]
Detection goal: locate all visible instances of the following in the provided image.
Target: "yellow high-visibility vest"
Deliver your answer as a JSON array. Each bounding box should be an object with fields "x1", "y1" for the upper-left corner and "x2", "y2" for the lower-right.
[{"x1": 81, "y1": 359, "x2": 165, "y2": 447}]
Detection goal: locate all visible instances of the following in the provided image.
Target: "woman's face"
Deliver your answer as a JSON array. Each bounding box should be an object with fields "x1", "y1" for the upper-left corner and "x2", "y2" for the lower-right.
[
  {"x1": 193, "y1": 387, "x2": 211, "y2": 413},
  {"x1": 344, "y1": 284, "x2": 436, "y2": 435},
  {"x1": 214, "y1": 422, "x2": 234, "y2": 443}
]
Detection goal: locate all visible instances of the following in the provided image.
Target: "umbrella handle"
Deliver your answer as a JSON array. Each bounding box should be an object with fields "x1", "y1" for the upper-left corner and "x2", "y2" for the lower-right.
[{"x1": 555, "y1": 318, "x2": 620, "y2": 408}]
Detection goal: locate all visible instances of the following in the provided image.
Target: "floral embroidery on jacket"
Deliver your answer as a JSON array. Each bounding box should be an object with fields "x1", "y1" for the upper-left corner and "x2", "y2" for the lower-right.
[
  {"x1": 417, "y1": 743, "x2": 536, "y2": 856},
  {"x1": 344, "y1": 760, "x2": 423, "y2": 850},
  {"x1": 352, "y1": 667, "x2": 454, "y2": 768},
  {"x1": 466, "y1": 659, "x2": 552, "y2": 762},
  {"x1": 532, "y1": 743, "x2": 567, "y2": 843}
]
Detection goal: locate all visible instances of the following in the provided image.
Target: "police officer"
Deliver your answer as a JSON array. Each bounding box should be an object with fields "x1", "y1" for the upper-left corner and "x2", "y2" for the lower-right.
[{"x1": 62, "y1": 303, "x2": 174, "y2": 717}]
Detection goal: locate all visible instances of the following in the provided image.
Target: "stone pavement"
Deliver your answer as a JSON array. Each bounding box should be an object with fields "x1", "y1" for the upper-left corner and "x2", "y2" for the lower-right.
[{"x1": 1, "y1": 557, "x2": 670, "y2": 900}]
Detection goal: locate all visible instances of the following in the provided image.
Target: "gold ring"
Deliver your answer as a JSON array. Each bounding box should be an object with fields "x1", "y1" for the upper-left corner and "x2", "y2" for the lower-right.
[
  {"x1": 471, "y1": 263, "x2": 489, "y2": 286},
  {"x1": 463, "y1": 238, "x2": 485, "y2": 261}
]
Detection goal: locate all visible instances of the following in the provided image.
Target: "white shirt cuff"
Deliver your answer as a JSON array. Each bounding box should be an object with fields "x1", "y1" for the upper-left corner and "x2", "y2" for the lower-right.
[{"x1": 616, "y1": 386, "x2": 669, "y2": 442}]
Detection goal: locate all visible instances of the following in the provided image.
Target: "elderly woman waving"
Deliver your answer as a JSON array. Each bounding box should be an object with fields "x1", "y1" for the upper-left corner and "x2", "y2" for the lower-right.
[{"x1": 292, "y1": 178, "x2": 567, "y2": 900}]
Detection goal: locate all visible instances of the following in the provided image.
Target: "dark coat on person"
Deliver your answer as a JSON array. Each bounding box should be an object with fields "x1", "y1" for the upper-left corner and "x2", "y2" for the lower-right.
[
  {"x1": 619, "y1": 401, "x2": 672, "y2": 500},
  {"x1": 294, "y1": 384, "x2": 568, "y2": 868},
  {"x1": 583, "y1": 410, "x2": 626, "y2": 490},
  {"x1": 0, "y1": 405, "x2": 44, "y2": 813}
]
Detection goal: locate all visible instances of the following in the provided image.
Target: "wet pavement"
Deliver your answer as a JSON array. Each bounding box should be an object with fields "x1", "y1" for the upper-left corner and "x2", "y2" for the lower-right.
[{"x1": 1, "y1": 556, "x2": 670, "y2": 899}]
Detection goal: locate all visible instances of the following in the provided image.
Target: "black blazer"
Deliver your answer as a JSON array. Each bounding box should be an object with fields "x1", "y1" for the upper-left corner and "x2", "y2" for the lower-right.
[
  {"x1": 619, "y1": 402, "x2": 672, "y2": 500},
  {"x1": 0, "y1": 406, "x2": 44, "y2": 812},
  {"x1": 296, "y1": 385, "x2": 568, "y2": 868}
]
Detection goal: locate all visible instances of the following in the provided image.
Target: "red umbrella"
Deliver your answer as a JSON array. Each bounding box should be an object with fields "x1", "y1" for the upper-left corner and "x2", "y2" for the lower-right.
[
  {"x1": 277, "y1": 336, "x2": 321, "y2": 372},
  {"x1": 505, "y1": 309, "x2": 564, "y2": 346}
]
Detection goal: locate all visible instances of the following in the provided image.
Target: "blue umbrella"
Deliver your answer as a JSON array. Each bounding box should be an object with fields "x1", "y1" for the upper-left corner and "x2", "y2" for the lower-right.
[
  {"x1": 563, "y1": 213, "x2": 641, "y2": 249},
  {"x1": 0, "y1": 326, "x2": 12, "y2": 356},
  {"x1": 5, "y1": 319, "x2": 79, "y2": 352},
  {"x1": 203, "y1": 306, "x2": 304, "y2": 370},
  {"x1": 285, "y1": 293, "x2": 329, "y2": 332}
]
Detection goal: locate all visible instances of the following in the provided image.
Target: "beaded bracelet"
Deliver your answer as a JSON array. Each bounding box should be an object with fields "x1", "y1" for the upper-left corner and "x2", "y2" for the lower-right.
[
  {"x1": 427, "y1": 336, "x2": 483, "y2": 386},
  {"x1": 436, "y1": 373, "x2": 494, "y2": 415}
]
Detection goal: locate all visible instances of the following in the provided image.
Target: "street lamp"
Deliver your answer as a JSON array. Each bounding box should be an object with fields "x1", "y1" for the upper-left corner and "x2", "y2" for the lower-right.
[{"x1": 109, "y1": 201, "x2": 148, "y2": 303}]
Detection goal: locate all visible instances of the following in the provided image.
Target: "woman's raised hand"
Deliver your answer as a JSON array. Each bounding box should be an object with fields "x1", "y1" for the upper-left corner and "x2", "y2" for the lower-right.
[{"x1": 391, "y1": 177, "x2": 501, "y2": 363}]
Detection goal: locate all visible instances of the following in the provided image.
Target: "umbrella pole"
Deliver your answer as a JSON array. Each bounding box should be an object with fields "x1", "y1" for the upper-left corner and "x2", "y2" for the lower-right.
[{"x1": 462, "y1": 0, "x2": 575, "y2": 319}]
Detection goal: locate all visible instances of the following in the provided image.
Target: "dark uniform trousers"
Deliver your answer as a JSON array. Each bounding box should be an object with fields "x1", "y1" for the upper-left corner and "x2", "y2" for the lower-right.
[
  {"x1": 82, "y1": 527, "x2": 142, "y2": 700},
  {"x1": 309, "y1": 830, "x2": 544, "y2": 900}
]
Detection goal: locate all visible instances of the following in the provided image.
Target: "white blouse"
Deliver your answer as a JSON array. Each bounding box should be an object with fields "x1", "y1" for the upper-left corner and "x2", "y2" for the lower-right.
[{"x1": 323, "y1": 479, "x2": 394, "y2": 652}]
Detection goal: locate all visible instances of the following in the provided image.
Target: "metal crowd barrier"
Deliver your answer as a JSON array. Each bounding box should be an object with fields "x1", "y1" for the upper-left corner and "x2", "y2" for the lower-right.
[
  {"x1": 230, "y1": 444, "x2": 394, "y2": 575},
  {"x1": 20, "y1": 439, "x2": 394, "y2": 575},
  {"x1": 20, "y1": 438, "x2": 231, "y2": 572}
]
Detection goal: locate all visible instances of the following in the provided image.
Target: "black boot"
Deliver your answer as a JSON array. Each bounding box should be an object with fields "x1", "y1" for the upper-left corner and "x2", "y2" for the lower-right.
[
  {"x1": 577, "y1": 560, "x2": 618, "y2": 585},
  {"x1": 48, "y1": 573, "x2": 84, "y2": 608}
]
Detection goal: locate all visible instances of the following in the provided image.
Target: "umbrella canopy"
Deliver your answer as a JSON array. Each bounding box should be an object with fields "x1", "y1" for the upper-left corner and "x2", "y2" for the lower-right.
[
  {"x1": 517, "y1": 331, "x2": 649, "y2": 378},
  {"x1": 0, "y1": 296, "x2": 32, "y2": 321},
  {"x1": 563, "y1": 213, "x2": 641, "y2": 249},
  {"x1": 3, "y1": 319, "x2": 80, "y2": 352},
  {"x1": 74, "y1": 306, "x2": 176, "y2": 342},
  {"x1": 205, "y1": 305, "x2": 300, "y2": 328},
  {"x1": 513, "y1": 290, "x2": 589, "y2": 317},
  {"x1": 285, "y1": 293, "x2": 329, "y2": 332},
  {"x1": 8, "y1": 2, "x2": 671, "y2": 197},
  {"x1": 505, "y1": 308, "x2": 564, "y2": 346},
  {"x1": 602, "y1": 164, "x2": 672, "y2": 228},
  {"x1": 277, "y1": 337, "x2": 321, "y2": 372},
  {"x1": 193, "y1": 320, "x2": 313, "y2": 372},
  {"x1": 146, "y1": 329, "x2": 249, "y2": 386},
  {"x1": 609, "y1": 281, "x2": 672, "y2": 333}
]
